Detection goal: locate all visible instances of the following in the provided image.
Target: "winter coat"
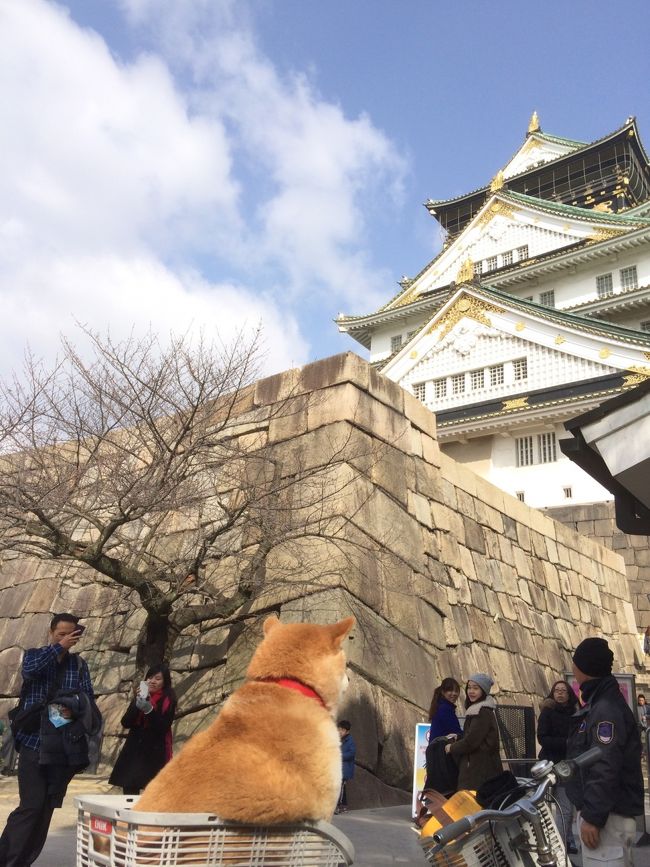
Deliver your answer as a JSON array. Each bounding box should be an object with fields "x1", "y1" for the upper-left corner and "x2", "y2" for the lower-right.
[
  {"x1": 341, "y1": 733, "x2": 356, "y2": 781},
  {"x1": 449, "y1": 695, "x2": 502, "y2": 791},
  {"x1": 536, "y1": 698, "x2": 575, "y2": 762},
  {"x1": 109, "y1": 692, "x2": 176, "y2": 792},
  {"x1": 566, "y1": 675, "x2": 643, "y2": 828},
  {"x1": 428, "y1": 697, "x2": 462, "y2": 741}
]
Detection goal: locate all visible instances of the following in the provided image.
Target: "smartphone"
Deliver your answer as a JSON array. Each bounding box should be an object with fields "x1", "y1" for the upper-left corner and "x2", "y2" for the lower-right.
[
  {"x1": 138, "y1": 681, "x2": 149, "y2": 700},
  {"x1": 74, "y1": 624, "x2": 86, "y2": 635}
]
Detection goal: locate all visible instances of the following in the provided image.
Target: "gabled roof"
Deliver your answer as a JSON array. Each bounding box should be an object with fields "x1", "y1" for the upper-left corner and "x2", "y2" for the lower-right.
[
  {"x1": 425, "y1": 117, "x2": 647, "y2": 212},
  {"x1": 380, "y1": 281, "x2": 650, "y2": 382},
  {"x1": 375, "y1": 189, "x2": 650, "y2": 312}
]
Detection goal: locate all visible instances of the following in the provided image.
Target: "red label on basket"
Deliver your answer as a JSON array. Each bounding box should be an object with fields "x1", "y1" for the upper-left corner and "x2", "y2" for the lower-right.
[{"x1": 90, "y1": 816, "x2": 112, "y2": 836}]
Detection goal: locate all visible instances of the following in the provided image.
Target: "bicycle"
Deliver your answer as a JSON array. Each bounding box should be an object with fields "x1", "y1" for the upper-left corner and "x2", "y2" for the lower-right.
[{"x1": 420, "y1": 746, "x2": 602, "y2": 866}]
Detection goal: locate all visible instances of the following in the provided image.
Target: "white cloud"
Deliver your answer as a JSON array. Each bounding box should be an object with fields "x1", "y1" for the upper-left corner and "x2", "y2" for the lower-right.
[{"x1": 0, "y1": 0, "x2": 405, "y2": 379}]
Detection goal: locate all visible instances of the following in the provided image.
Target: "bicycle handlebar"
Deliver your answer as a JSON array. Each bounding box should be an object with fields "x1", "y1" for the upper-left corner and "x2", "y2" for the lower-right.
[{"x1": 430, "y1": 746, "x2": 602, "y2": 847}]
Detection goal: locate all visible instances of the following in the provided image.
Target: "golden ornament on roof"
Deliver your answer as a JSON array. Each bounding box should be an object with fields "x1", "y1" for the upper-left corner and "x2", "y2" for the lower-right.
[
  {"x1": 456, "y1": 257, "x2": 474, "y2": 284},
  {"x1": 490, "y1": 170, "x2": 504, "y2": 192},
  {"x1": 527, "y1": 111, "x2": 540, "y2": 134}
]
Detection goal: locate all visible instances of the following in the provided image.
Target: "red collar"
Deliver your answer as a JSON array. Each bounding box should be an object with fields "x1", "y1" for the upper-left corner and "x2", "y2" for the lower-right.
[{"x1": 260, "y1": 677, "x2": 326, "y2": 708}]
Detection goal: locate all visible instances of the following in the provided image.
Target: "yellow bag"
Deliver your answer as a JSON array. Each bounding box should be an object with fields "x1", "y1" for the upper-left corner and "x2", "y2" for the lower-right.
[{"x1": 420, "y1": 789, "x2": 481, "y2": 838}]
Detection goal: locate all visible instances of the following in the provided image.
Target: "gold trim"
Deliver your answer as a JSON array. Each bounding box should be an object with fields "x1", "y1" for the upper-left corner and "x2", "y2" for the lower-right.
[
  {"x1": 515, "y1": 322, "x2": 525, "y2": 332},
  {"x1": 502, "y1": 397, "x2": 529, "y2": 411},
  {"x1": 587, "y1": 227, "x2": 626, "y2": 243},
  {"x1": 626, "y1": 365, "x2": 650, "y2": 378},
  {"x1": 456, "y1": 257, "x2": 474, "y2": 284},
  {"x1": 475, "y1": 200, "x2": 515, "y2": 227},
  {"x1": 555, "y1": 335, "x2": 566, "y2": 345},
  {"x1": 623, "y1": 373, "x2": 648, "y2": 387},
  {"x1": 428, "y1": 294, "x2": 503, "y2": 341},
  {"x1": 593, "y1": 201, "x2": 613, "y2": 213},
  {"x1": 409, "y1": 350, "x2": 418, "y2": 359},
  {"x1": 598, "y1": 347, "x2": 611, "y2": 359},
  {"x1": 644, "y1": 352, "x2": 650, "y2": 361},
  {"x1": 527, "y1": 111, "x2": 540, "y2": 134},
  {"x1": 490, "y1": 170, "x2": 504, "y2": 192}
]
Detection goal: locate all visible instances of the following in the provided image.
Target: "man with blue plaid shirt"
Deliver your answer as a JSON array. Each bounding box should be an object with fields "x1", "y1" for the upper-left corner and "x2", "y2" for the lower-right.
[{"x1": 0, "y1": 613, "x2": 95, "y2": 867}]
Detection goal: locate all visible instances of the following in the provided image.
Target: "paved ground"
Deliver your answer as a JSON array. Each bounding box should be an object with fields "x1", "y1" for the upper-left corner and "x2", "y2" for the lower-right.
[{"x1": 2, "y1": 772, "x2": 650, "y2": 866}]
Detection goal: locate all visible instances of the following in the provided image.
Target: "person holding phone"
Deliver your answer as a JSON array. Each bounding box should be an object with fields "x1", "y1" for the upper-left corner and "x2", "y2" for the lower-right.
[
  {"x1": 109, "y1": 664, "x2": 177, "y2": 795},
  {"x1": 0, "y1": 612, "x2": 97, "y2": 867}
]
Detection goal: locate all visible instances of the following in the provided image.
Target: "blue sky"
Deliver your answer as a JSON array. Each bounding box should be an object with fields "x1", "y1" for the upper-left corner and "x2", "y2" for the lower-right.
[{"x1": 1, "y1": 0, "x2": 648, "y2": 376}]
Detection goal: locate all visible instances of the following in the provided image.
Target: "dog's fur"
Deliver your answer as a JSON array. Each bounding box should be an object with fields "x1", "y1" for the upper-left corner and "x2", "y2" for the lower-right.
[{"x1": 135, "y1": 615, "x2": 355, "y2": 824}]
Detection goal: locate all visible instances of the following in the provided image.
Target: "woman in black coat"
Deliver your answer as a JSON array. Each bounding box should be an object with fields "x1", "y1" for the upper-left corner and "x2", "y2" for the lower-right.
[
  {"x1": 109, "y1": 664, "x2": 176, "y2": 795},
  {"x1": 537, "y1": 679, "x2": 578, "y2": 853}
]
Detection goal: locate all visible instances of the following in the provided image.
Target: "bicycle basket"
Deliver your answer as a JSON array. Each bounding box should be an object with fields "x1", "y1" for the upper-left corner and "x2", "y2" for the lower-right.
[{"x1": 421, "y1": 799, "x2": 564, "y2": 867}]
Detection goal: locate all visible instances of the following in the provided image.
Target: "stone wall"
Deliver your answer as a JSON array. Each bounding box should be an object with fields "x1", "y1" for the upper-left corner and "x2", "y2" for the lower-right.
[
  {"x1": 546, "y1": 501, "x2": 650, "y2": 636},
  {"x1": 0, "y1": 353, "x2": 641, "y2": 807}
]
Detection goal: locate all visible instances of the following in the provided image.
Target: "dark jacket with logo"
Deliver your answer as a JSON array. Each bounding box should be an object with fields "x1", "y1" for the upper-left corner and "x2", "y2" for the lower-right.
[{"x1": 566, "y1": 675, "x2": 643, "y2": 827}]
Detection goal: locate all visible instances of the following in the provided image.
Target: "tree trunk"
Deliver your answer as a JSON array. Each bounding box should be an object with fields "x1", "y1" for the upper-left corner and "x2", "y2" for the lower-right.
[{"x1": 136, "y1": 610, "x2": 173, "y2": 669}]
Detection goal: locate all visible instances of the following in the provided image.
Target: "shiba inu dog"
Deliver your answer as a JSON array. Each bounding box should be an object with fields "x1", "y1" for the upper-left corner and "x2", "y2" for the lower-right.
[{"x1": 136, "y1": 615, "x2": 355, "y2": 824}]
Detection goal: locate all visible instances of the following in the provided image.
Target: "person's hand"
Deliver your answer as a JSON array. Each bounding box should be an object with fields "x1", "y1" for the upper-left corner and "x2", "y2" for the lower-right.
[
  {"x1": 58, "y1": 630, "x2": 81, "y2": 651},
  {"x1": 580, "y1": 820, "x2": 600, "y2": 850},
  {"x1": 135, "y1": 696, "x2": 153, "y2": 714},
  {"x1": 444, "y1": 743, "x2": 452, "y2": 754},
  {"x1": 446, "y1": 734, "x2": 458, "y2": 741}
]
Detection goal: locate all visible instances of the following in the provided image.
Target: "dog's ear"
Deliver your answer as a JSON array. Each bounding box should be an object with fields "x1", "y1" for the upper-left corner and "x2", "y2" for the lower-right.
[
  {"x1": 263, "y1": 615, "x2": 280, "y2": 635},
  {"x1": 329, "y1": 616, "x2": 355, "y2": 648}
]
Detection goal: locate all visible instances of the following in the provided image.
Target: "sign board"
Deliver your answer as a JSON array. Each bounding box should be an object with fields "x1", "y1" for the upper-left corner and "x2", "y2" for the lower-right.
[
  {"x1": 563, "y1": 672, "x2": 636, "y2": 713},
  {"x1": 412, "y1": 723, "x2": 430, "y2": 817}
]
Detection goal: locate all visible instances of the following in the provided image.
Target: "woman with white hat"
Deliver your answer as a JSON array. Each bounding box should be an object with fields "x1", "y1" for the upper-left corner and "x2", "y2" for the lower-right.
[{"x1": 445, "y1": 673, "x2": 502, "y2": 791}]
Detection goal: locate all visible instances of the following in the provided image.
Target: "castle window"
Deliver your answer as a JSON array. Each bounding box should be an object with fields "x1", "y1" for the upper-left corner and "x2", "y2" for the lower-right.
[
  {"x1": 486, "y1": 256, "x2": 497, "y2": 272},
  {"x1": 538, "y1": 432, "x2": 557, "y2": 464},
  {"x1": 390, "y1": 335, "x2": 403, "y2": 353},
  {"x1": 563, "y1": 486, "x2": 573, "y2": 499},
  {"x1": 502, "y1": 250, "x2": 513, "y2": 267},
  {"x1": 513, "y1": 358, "x2": 528, "y2": 381},
  {"x1": 516, "y1": 436, "x2": 534, "y2": 467},
  {"x1": 407, "y1": 330, "x2": 418, "y2": 341},
  {"x1": 451, "y1": 373, "x2": 465, "y2": 394},
  {"x1": 433, "y1": 378, "x2": 447, "y2": 399},
  {"x1": 489, "y1": 364, "x2": 504, "y2": 386},
  {"x1": 470, "y1": 369, "x2": 484, "y2": 390},
  {"x1": 413, "y1": 382, "x2": 426, "y2": 402},
  {"x1": 539, "y1": 290, "x2": 555, "y2": 308},
  {"x1": 474, "y1": 261, "x2": 483, "y2": 276},
  {"x1": 620, "y1": 265, "x2": 638, "y2": 291},
  {"x1": 596, "y1": 273, "x2": 613, "y2": 297},
  {"x1": 641, "y1": 320, "x2": 650, "y2": 332},
  {"x1": 516, "y1": 491, "x2": 525, "y2": 502},
  {"x1": 516, "y1": 245, "x2": 529, "y2": 261}
]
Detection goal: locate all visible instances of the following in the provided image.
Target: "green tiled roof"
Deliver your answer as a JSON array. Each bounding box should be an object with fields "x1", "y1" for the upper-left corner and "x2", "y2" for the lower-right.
[
  {"x1": 502, "y1": 190, "x2": 650, "y2": 225},
  {"x1": 472, "y1": 283, "x2": 650, "y2": 347}
]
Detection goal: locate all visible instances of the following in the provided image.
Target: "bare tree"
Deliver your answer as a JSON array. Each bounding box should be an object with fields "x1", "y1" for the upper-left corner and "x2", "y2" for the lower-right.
[{"x1": 0, "y1": 328, "x2": 375, "y2": 668}]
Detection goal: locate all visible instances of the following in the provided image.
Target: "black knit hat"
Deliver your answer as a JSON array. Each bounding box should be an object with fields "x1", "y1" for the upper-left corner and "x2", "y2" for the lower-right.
[{"x1": 572, "y1": 637, "x2": 614, "y2": 678}]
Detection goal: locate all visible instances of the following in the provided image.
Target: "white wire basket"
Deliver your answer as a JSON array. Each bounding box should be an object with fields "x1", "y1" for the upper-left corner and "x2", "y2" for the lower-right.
[
  {"x1": 421, "y1": 798, "x2": 564, "y2": 867},
  {"x1": 75, "y1": 795, "x2": 354, "y2": 867}
]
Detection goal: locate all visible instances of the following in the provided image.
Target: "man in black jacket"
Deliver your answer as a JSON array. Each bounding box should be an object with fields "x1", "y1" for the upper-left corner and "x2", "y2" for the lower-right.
[{"x1": 566, "y1": 637, "x2": 643, "y2": 867}]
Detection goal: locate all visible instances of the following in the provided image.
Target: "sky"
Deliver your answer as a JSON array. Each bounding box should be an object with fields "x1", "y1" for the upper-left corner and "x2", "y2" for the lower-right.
[{"x1": 1, "y1": 0, "x2": 649, "y2": 378}]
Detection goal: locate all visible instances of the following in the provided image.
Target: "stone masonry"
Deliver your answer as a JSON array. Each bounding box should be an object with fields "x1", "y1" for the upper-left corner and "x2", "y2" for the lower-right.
[
  {"x1": 546, "y1": 501, "x2": 650, "y2": 638},
  {"x1": 0, "y1": 353, "x2": 642, "y2": 807}
]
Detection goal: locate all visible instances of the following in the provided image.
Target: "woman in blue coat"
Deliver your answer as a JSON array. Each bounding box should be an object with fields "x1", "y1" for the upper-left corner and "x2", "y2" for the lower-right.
[
  {"x1": 428, "y1": 677, "x2": 462, "y2": 740},
  {"x1": 424, "y1": 677, "x2": 461, "y2": 795}
]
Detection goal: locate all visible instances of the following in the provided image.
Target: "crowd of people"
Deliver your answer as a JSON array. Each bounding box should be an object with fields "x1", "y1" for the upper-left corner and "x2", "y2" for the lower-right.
[
  {"x1": 424, "y1": 637, "x2": 644, "y2": 867},
  {"x1": 0, "y1": 615, "x2": 646, "y2": 867},
  {"x1": 0, "y1": 614, "x2": 177, "y2": 867}
]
